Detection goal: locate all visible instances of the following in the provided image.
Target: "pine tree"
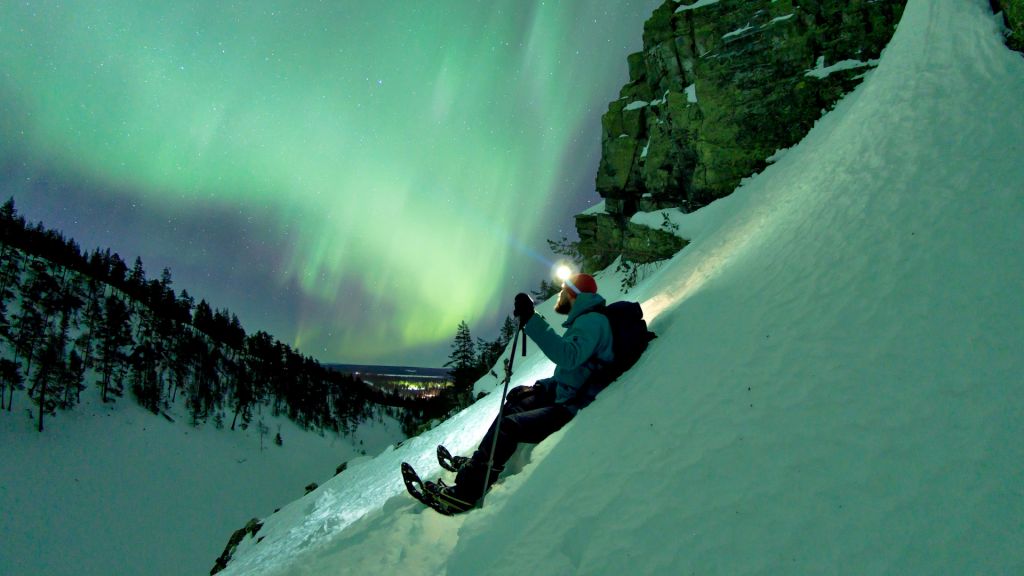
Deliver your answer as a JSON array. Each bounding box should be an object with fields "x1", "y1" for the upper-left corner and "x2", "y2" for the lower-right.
[
  {"x1": 98, "y1": 295, "x2": 132, "y2": 403},
  {"x1": 0, "y1": 358, "x2": 23, "y2": 412},
  {"x1": 0, "y1": 197, "x2": 16, "y2": 224},
  {"x1": 546, "y1": 236, "x2": 583, "y2": 267},
  {"x1": 229, "y1": 356, "x2": 253, "y2": 431},
  {"x1": 10, "y1": 262, "x2": 50, "y2": 394},
  {"x1": 129, "y1": 340, "x2": 161, "y2": 413},
  {"x1": 444, "y1": 321, "x2": 481, "y2": 409},
  {"x1": 75, "y1": 278, "x2": 104, "y2": 372},
  {"x1": 532, "y1": 279, "x2": 561, "y2": 301},
  {"x1": 0, "y1": 240, "x2": 24, "y2": 317},
  {"x1": 194, "y1": 299, "x2": 214, "y2": 336},
  {"x1": 29, "y1": 331, "x2": 63, "y2": 431},
  {"x1": 498, "y1": 316, "x2": 516, "y2": 347},
  {"x1": 476, "y1": 336, "x2": 505, "y2": 376},
  {"x1": 61, "y1": 350, "x2": 85, "y2": 408}
]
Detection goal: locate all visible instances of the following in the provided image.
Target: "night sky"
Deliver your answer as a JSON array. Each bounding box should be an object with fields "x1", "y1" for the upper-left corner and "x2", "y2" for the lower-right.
[{"x1": 1, "y1": 0, "x2": 662, "y2": 367}]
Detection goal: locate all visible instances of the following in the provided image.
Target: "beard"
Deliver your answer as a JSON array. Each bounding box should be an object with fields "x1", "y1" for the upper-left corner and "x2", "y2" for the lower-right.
[{"x1": 554, "y1": 291, "x2": 573, "y2": 315}]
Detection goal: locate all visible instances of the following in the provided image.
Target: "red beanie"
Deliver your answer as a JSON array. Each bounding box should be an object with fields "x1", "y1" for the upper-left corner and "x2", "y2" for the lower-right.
[{"x1": 565, "y1": 273, "x2": 598, "y2": 295}]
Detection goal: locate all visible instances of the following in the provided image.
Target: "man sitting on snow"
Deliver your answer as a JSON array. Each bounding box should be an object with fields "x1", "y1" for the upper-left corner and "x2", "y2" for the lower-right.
[{"x1": 431, "y1": 273, "x2": 614, "y2": 512}]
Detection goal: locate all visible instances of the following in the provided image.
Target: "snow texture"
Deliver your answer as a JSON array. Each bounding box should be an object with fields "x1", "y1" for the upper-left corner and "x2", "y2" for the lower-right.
[
  {"x1": 227, "y1": 1, "x2": 1024, "y2": 573},
  {"x1": 0, "y1": 395, "x2": 403, "y2": 576}
]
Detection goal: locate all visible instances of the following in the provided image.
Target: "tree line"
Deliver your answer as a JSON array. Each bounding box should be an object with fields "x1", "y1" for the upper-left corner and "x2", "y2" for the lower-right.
[{"x1": 0, "y1": 198, "x2": 405, "y2": 435}]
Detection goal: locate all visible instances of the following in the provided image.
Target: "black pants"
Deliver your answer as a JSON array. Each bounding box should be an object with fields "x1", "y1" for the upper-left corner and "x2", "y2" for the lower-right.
[{"x1": 453, "y1": 385, "x2": 573, "y2": 502}]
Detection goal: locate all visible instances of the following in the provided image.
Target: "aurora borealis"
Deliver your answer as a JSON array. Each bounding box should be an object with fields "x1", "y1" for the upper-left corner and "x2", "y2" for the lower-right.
[{"x1": 1, "y1": 0, "x2": 661, "y2": 366}]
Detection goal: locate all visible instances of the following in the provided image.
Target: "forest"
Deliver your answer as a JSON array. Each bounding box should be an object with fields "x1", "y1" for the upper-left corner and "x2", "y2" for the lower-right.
[
  {"x1": 0, "y1": 196, "x2": 546, "y2": 439},
  {"x1": 0, "y1": 197, "x2": 460, "y2": 437}
]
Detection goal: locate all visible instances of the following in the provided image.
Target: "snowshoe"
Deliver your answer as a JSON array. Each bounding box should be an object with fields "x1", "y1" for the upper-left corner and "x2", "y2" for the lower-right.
[
  {"x1": 437, "y1": 444, "x2": 470, "y2": 473},
  {"x1": 401, "y1": 462, "x2": 473, "y2": 516}
]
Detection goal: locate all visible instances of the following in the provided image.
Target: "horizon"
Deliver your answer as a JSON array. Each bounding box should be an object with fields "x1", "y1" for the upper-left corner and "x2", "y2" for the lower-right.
[{"x1": 1, "y1": 0, "x2": 664, "y2": 367}]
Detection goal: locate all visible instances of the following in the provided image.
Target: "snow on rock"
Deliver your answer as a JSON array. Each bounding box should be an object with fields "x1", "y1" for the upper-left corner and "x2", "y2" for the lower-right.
[
  {"x1": 806, "y1": 55, "x2": 880, "y2": 79},
  {"x1": 224, "y1": 1, "x2": 1024, "y2": 574},
  {"x1": 723, "y1": 23, "x2": 755, "y2": 40},
  {"x1": 581, "y1": 200, "x2": 607, "y2": 216},
  {"x1": 630, "y1": 199, "x2": 735, "y2": 241},
  {"x1": 675, "y1": 0, "x2": 722, "y2": 13},
  {"x1": 685, "y1": 82, "x2": 698, "y2": 103}
]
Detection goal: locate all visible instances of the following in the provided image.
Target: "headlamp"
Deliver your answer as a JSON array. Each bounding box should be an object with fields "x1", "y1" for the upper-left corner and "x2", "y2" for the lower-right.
[
  {"x1": 555, "y1": 265, "x2": 580, "y2": 294},
  {"x1": 556, "y1": 265, "x2": 573, "y2": 282}
]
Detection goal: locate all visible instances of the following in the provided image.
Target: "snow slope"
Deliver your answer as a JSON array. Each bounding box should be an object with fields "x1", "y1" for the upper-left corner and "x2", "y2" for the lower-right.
[
  {"x1": 0, "y1": 393, "x2": 403, "y2": 576},
  {"x1": 223, "y1": 1, "x2": 1024, "y2": 574}
]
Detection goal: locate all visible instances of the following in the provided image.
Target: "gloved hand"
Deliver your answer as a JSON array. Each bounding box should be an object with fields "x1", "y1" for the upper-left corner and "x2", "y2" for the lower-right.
[{"x1": 513, "y1": 292, "x2": 535, "y2": 324}]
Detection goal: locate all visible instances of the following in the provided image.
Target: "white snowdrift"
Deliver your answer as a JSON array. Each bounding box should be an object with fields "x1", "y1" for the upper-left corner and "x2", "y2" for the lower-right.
[
  {"x1": 224, "y1": 1, "x2": 1024, "y2": 574},
  {"x1": 0, "y1": 394, "x2": 403, "y2": 576}
]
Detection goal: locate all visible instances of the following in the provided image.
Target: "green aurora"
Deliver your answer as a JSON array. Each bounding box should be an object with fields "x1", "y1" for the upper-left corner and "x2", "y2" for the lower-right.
[{"x1": 0, "y1": 1, "x2": 660, "y2": 365}]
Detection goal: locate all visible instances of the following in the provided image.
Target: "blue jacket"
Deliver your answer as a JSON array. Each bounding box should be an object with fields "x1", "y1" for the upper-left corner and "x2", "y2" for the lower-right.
[{"x1": 523, "y1": 292, "x2": 614, "y2": 413}]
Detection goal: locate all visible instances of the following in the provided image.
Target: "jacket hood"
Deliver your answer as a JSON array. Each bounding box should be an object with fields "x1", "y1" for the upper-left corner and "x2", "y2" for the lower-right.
[{"x1": 562, "y1": 292, "x2": 606, "y2": 327}]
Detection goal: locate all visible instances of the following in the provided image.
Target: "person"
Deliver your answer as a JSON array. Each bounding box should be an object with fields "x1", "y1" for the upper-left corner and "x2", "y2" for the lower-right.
[{"x1": 431, "y1": 273, "x2": 614, "y2": 512}]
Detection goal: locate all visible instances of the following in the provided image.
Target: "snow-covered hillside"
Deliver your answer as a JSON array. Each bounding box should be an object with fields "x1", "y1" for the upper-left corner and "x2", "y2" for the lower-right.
[
  {"x1": 0, "y1": 393, "x2": 403, "y2": 576},
  {"x1": 221, "y1": 0, "x2": 1023, "y2": 573}
]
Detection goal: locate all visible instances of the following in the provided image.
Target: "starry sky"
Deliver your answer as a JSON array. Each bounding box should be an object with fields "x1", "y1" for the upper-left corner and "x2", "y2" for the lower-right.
[{"x1": 0, "y1": 0, "x2": 662, "y2": 367}]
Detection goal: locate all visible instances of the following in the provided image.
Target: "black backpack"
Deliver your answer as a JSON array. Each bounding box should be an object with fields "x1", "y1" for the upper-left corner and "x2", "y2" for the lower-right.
[{"x1": 574, "y1": 301, "x2": 656, "y2": 406}]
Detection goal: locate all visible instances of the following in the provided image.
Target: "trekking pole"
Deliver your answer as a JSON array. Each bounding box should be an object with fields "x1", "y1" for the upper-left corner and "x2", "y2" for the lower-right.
[{"x1": 479, "y1": 318, "x2": 525, "y2": 508}]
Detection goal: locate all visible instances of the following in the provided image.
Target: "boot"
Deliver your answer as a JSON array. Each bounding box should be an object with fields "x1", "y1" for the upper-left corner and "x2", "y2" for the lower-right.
[
  {"x1": 451, "y1": 459, "x2": 504, "y2": 504},
  {"x1": 424, "y1": 480, "x2": 476, "y2": 514}
]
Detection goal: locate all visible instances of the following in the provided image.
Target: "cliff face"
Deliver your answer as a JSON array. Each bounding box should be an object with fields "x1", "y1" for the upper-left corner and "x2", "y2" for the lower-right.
[
  {"x1": 992, "y1": 0, "x2": 1024, "y2": 52},
  {"x1": 578, "y1": 0, "x2": 907, "y2": 272}
]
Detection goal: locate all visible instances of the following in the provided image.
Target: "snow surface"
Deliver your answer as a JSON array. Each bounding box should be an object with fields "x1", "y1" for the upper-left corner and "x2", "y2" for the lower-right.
[
  {"x1": 0, "y1": 393, "x2": 403, "y2": 576},
  {"x1": 224, "y1": 0, "x2": 1022, "y2": 573}
]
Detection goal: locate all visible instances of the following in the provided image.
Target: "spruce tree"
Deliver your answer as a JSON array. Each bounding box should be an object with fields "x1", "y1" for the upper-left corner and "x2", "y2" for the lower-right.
[
  {"x1": 10, "y1": 263, "x2": 48, "y2": 387},
  {"x1": 98, "y1": 295, "x2": 132, "y2": 403},
  {"x1": 444, "y1": 321, "x2": 480, "y2": 408},
  {"x1": 0, "y1": 358, "x2": 23, "y2": 411},
  {"x1": 499, "y1": 316, "x2": 516, "y2": 347},
  {"x1": 62, "y1": 350, "x2": 85, "y2": 408},
  {"x1": 29, "y1": 332, "x2": 62, "y2": 431}
]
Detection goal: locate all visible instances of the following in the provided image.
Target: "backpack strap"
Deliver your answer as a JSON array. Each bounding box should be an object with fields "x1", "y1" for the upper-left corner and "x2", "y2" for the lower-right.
[
  {"x1": 567, "y1": 302, "x2": 656, "y2": 409},
  {"x1": 563, "y1": 308, "x2": 613, "y2": 408}
]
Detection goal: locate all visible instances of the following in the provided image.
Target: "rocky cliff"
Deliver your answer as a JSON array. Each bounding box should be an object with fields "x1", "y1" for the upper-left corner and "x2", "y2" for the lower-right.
[
  {"x1": 577, "y1": 0, "x2": 908, "y2": 272},
  {"x1": 992, "y1": 0, "x2": 1024, "y2": 52}
]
